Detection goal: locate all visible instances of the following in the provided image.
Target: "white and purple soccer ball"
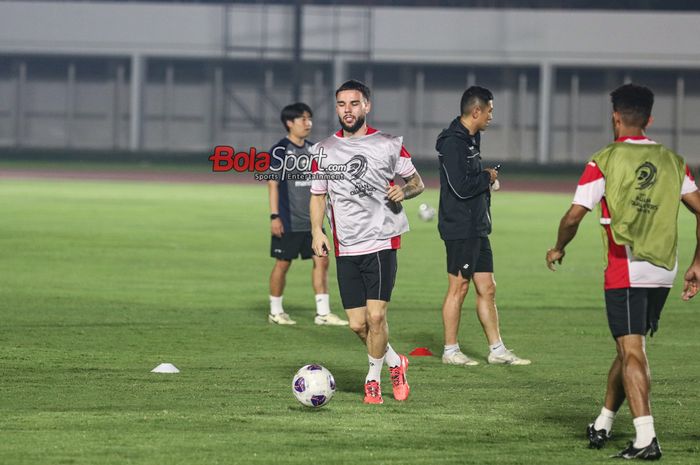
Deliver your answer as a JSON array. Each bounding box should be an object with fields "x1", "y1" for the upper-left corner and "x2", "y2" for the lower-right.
[{"x1": 292, "y1": 364, "x2": 335, "y2": 408}]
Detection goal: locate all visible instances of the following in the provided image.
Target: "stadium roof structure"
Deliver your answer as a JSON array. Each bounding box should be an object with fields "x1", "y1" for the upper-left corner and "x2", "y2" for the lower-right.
[{"x1": 19, "y1": 0, "x2": 700, "y2": 13}]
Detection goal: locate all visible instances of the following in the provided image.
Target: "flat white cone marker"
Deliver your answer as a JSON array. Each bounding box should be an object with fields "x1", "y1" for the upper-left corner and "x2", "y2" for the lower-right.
[{"x1": 151, "y1": 363, "x2": 180, "y2": 373}]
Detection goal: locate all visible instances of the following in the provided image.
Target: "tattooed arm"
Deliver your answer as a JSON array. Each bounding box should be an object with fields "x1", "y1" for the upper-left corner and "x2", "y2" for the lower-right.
[{"x1": 386, "y1": 171, "x2": 425, "y2": 202}]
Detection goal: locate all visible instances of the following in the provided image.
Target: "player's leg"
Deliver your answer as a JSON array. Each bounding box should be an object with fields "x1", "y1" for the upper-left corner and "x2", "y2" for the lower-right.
[
  {"x1": 336, "y1": 254, "x2": 367, "y2": 339},
  {"x1": 441, "y1": 273, "x2": 476, "y2": 365},
  {"x1": 365, "y1": 299, "x2": 389, "y2": 360},
  {"x1": 268, "y1": 258, "x2": 295, "y2": 324},
  {"x1": 363, "y1": 298, "x2": 388, "y2": 404},
  {"x1": 443, "y1": 272, "x2": 470, "y2": 346},
  {"x1": 616, "y1": 334, "x2": 650, "y2": 417},
  {"x1": 359, "y1": 250, "x2": 396, "y2": 359},
  {"x1": 357, "y1": 250, "x2": 409, "y2": 402},
  {"x1": 311, "y1": 254, "x2": 328, "y2": 295},
  {"x1": 472, "y1": 272, "x2": 501, "y2": 345},
  {"x1": 345, "y1": 306, "x2": 368, "y2": 343},
  {"x1": 362, "y1": 249, "x2": 409, "y2": 401},
  {"x1": 587, "y1": 352, "x2": 624, "y2": 449},
  {"x1": 310, "y1": 252, "x2": 348, "y2": 326},
  {"x1": 268, "y1": 232, "x2": 300, "y2": 324},
  {"x1": 441, "y1": 239, "x2": 478, "y2": 366},
  {"x1": 603, "y1": 351, "x2": 626, "y2": 414},
  {"x1": 472, "y1": 238, "x2": 529, "y2": 365},
  {"x1": 270, "y1": 258, "x2": 292, "y2": 297},
  {"x1": 614, "y1": 333, "x2": 662, "y2": 458},
  {"x1": 336, "y1": 254, "x2": 382, "y2": 403},
  {"x1": 605, "y1": 288, "x2": 667, "y2": 459}
]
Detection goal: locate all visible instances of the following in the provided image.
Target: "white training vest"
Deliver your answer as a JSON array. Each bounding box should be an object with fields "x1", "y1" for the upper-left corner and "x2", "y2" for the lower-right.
[{"x1": 310, "y1": 131, "x2": 410, "y2": 251}]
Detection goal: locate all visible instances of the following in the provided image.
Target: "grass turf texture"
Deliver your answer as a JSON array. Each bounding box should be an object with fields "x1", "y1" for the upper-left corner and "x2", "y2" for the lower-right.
[{"x1": 0, "y1": 179, "x2": 698, "y2": 465}]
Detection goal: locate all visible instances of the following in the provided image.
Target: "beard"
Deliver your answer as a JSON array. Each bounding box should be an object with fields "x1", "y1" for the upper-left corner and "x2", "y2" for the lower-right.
[{"x1": 338, "y1": 114, "x2": 366, "y2": 134}]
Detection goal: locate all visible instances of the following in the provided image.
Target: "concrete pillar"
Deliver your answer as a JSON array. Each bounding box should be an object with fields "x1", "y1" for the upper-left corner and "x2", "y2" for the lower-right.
[
  {"x1": 113, "y1": 63, "x2": 125, "y2": 149},
  {"x1": 209, "y1": 64, "x2": 224, "y2": 145},
  {"x1": 537, "y1": 62, "x2": 553, "y2": 164},
  {"x1": 466, "y1": 70, "x2": 476, "y2": 89},
  {"x1": 517, "y1": 71, "x2": 528, "y2": 161},
  {"x1": 164, "y1": 63, "x2": 174, "y2": 150},
  {"x1": 66, "y1": 62, "x2": 76, "y2": 148},
  {"x1": 129, "y1": 54, "x2": 145, "y2": 151},
  {"x1": 14, "y1": 60, "x2": 27, "y2": 148},
  {"x1": 415, "y1": 68, "x2": 425, "y2": 154},
  {"x1": 333, "y1": 57, "x2": 347, "y2": 89},
  {"x1": 674, "y1": 74, "x2": 685, "y2": 153},
  {"x1": 569, "y1": 72, "x2": 580, "y2": 162}
]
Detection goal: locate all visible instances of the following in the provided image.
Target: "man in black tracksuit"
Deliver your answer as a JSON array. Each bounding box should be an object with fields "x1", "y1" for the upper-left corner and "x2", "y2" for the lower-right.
[{"x1": 436, "y1": 86, "x2": 530, "y2": 367}]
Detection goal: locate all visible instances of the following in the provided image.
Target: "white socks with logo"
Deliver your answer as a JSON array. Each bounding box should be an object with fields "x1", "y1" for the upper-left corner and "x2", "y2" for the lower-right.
[
  {"x1": 315, "y1": 294, "x2": 330, "y2": 316},
  {"x1": 489, "y1": 340, "x2": 507, "y2": 356},
  {"x1": 366, "y1": 355, "x2": 384, "y2": 383}
]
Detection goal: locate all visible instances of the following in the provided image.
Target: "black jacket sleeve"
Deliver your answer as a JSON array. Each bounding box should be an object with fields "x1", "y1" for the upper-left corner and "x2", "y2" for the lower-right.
[{"x1": 438, "y1": 137, "x2": 491, "y2": 199}]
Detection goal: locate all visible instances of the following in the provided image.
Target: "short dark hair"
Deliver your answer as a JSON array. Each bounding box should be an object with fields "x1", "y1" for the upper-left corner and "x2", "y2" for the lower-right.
[
  {"x1": 335, "y1": 79, "x2": 371, "y2": 101},
  {"x1": 280, "y1": 102, "x2": 312, "y2": 132},
  {"x1": 460, "y1": 86, "x2": 493, "y2": 115},
  {"x1": 610, "y1": 84, "x2": 654, "y2": 129}
]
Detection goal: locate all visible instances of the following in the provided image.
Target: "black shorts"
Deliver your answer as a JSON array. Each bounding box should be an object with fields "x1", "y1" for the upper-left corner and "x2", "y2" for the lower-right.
[
  {"x1": 270, "y1": 231, "x2": 313, "y2": 260},
  {"x1": 604, "y1": 287, "x2": 670, "y2": 338},
  {"x1": 336, "y1": 249, "x2": 397, "y2": 309},
  {"x1": 444, "y1": 236, "x2": 494, "y2": 277}
]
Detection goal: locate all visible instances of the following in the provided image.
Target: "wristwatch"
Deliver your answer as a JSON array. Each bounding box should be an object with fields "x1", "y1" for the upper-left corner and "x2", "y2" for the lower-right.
[{"x1": 270, "y1": 214, "x2": 280, "y2": 220}]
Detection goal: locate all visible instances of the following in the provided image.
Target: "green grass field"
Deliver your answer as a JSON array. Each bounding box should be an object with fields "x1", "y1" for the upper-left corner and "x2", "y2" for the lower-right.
[{"x1": 1, "y1": 178, "x2": 698, "y2": 465}]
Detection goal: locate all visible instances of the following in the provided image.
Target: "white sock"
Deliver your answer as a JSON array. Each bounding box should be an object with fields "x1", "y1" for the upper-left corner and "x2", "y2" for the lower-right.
[
  {"x1": 315, "y1": 294, "x2": 330, "y2": 316},
  {"x1": 633, "y1": 416, "x2": 656, "y2": 448},
  {"x1": 269, "y1": 295, "x2": 284, "y2": 315},
  {"x1": 489, "y1": 340, "x2": 507, "y2": 356},
  {"x1": 384, "y1": 344, "x2": 400, "y2": 367},
  {"x1": 593, "y1": 407, "x2": 616, "y2": 433},
  {"x1": 443, "y1": 343, "x2": 460, "y2": 356},
  {"x1": 366, "y1": 355, "x2": 384, "y2": 383}
]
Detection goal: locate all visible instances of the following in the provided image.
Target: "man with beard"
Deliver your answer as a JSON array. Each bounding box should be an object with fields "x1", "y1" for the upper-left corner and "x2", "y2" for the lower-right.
[{"x1": 309, "y1": 80, "x2": 425, "y2": 404}]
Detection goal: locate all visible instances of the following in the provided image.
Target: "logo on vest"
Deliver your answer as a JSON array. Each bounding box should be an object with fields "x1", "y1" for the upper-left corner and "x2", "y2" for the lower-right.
[
  {"x1": 635, "y1": 162, "x2": 657, "y2": 190},
  {"x1": 346, "y1": 154, "x2": 368, "y2": 179},
  {"x1": 344, "y1": 154, "x2": 376, "y2": 198},
  {"x1": 631, "y1": 162, "x2": 660, "y2": 214}
]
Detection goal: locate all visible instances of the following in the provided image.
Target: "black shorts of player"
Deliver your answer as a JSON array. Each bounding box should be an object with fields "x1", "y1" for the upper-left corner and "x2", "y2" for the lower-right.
[
  {"x1": 270, "y1": 231, "x2": 314, "y2": 260},
  {"x1": 336, "y1": 249, "x2": 398, "y2": 309},
  {"x1": 604, "y1": 287, "x2": 670, "y2": 338},
  {"x1": 444, "y1": 236, "x2": 494, "y2": 278}
]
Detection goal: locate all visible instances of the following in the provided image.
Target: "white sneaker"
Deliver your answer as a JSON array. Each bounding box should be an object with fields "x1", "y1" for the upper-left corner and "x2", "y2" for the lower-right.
[
  {"x1": 314, "y1": 313, "x2": 349, "y2": 326},
  {"x1": 442, "y1": 351, "x2": 479, "y2": 366},
  {"x1": 487, "y1": 349, "x2": 531, "y2": 365},
  {"x1": 268, "y1": 313, "x2": 296, "y2": 325}
]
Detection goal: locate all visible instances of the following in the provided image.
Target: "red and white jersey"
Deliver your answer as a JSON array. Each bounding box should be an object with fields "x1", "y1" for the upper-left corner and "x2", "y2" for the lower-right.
[
  {"x1": 310, "y1": 127, "x2": 416, "y2": 257},
  {"x1": 572, "y1": 136, "x2": 698, "y2": 289}
]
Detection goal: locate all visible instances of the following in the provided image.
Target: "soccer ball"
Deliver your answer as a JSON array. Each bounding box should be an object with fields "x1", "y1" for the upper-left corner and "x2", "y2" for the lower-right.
[
  {"x1": 418, "y1": 203, "x2": 436, "y2": 222},
  {"x1": 292, "y1": 364, "x2": 335, "y2": 408}
]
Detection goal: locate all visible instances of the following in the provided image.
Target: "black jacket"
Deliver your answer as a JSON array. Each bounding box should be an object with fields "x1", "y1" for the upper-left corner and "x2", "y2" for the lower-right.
[{"x1": 436, "y1": 117, "x2": 492, "y2": 240}]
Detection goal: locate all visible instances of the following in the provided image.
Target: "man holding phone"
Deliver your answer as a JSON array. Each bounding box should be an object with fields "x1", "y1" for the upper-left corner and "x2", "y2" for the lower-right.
[{"x1": 436, "y1": 86, "x2": 530, "y2": 367}]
